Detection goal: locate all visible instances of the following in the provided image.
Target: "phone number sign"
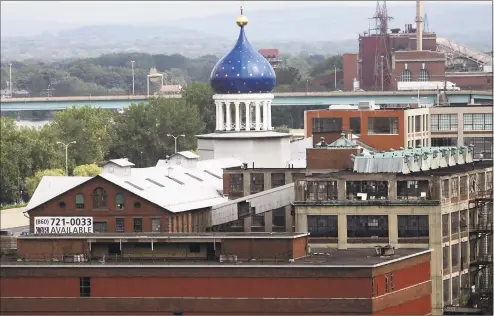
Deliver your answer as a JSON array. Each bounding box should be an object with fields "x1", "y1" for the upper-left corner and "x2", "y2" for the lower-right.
[{"x1": 34, "y1": 217, "x2": 93, "y2": 234}]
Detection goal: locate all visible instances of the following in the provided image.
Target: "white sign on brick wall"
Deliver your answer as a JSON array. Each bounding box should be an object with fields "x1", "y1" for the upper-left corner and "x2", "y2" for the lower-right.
[{"x1": 34, "y1": 217, "x2": 93, "y2": 234}]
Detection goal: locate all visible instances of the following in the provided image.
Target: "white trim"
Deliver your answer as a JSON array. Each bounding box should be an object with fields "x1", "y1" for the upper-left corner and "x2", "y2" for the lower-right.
[
  {"x1": 213, "y1": 93, "x2": 274, "y2": 101},
  {"x1": 372, "y1": 280, "x2": 431, "y2": 299}
]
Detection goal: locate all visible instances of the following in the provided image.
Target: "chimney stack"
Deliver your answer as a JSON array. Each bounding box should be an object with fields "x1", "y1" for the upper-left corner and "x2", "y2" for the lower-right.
[{"x1": 415, "y1": 0, "x2": 423, "y2": 51}]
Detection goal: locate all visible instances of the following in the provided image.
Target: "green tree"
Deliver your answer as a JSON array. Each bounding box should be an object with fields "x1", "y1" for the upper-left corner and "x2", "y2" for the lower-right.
[
  {"x1": 110, "y1": 97, "x2": 204, "y2": 166},
  {"x1": 25, "y1": 169, "x2": 65, "y2": 197},
  {"x1": 73, "y1": 164, "x2": 102, "y2": 176},
  {"x1": 274, "y1": 125, "x2": 290, "y2": 133},
  {"x1": 182, "y1": 82, "x2": 215, "y2": 133},
  {"x1": 50, "y1": 106, "x2": 115, "y2": 169}
]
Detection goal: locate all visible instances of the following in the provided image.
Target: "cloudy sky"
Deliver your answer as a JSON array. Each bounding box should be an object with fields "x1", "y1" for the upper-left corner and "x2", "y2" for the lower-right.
[{"x1": 1, "y1": 1, "x2": 489, "y2": 37}]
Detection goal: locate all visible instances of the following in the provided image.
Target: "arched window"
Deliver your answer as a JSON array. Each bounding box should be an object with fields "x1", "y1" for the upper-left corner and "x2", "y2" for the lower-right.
[
  {"x1": 75, "y1": 194, "x2": 85, "y2": 209},
  {"x1": 92, "y1": 187, "x2": 107, "y2": 208},
  {"x1": 115, "y1": 193, "x2": 124, "y2": 210},
  {"x1": 400, "y1": 69, "x2": 412, "y2": 82},
  {"x1": 418, "y1": 69, "x2": 429, "y2": 81}
]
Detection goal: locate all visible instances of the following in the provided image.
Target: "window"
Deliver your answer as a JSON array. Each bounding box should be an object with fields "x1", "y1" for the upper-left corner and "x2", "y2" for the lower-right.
[
  {"x1": 443, "y1": 246, "x2": 450, "y2": 270},
  {"x1": 346, "y1": 181, "x2": 388, "y2": 200},
  {"x1": 442, "y1": 179, "x2": 450, "y2": 198},
  {"x1": 372, "y1": 278, "x2": 375, "y2": 297},
  {"x1": 347, "y1": 215, "x2": 388, "y2": 238},
  {"x1": 115, "y1": 218, "x2": 125, "y2": 233},
  {"x1": 431, "y1": 138, "x2": 457, "y2": 147},
  {"x1": 75, "y1": 194, "x2": 85, "y2": 209},
  {"x1": 442, "y1": 214, "x2": 449, "y2": 237},
  {"x1": 443, "y1": 279, "x2": 450, "y2": 304},
  {"x1": 397, "y1": 180, "x2": 430, "y2": 200},
  {"x1": 272, "y1": 208, "x2": 285, "y2": 227},
  {"x1": 400, "y1": 69, "x2": 412, "y2": 82},
  {"x1": 229, "y1": 174, "x2": 244, "y2": 197},
  {"x1": 397, "y1": 215, "x2": 429, "y2": 237},
  {"x1": 93, "y1": 222, "x2": 108, "y2": 233},
  {"x1": 367, "y1": 117, "x2": 398, "y2": 134},
  {"x1": 92, "y1": 187, "x2": 107, "y2": 208},
  {"x1": 431, "y1": 114, "x2": 458, "y2": 131},
  {"x1": 188, "y1": 243, "x2": 200, "y2": 253},
  {"x1": 308, "y1": 215, "x2": 338, "y2": 237},
  {"x1": 115, "y1": 193, "x2": 124, "y2": 210},
  {"x1": 385, "y1": 274, "x2": 389, "y2": 293},
  {"x1": 464, "y1": 137, "x2": 493, "y2": 159},
  {"x1": 250, "y1": 173, "x2": 264, "y2": 194},
  {"x1": 391, "y1": 272, "x2": 395, "y2": 291},
  {"x1": 452, "y1": 244, "x2": 460, "y2": 268},
  {"x1": 80, "y1": 277, "x2": 90, "y2": 297},
  {"x1": 134, "y1": 201, "x2": 142, "y2": 208},
  {"x1": 350, "y1": 117, "x2": 361, "y2": 134},
  {"x1": 452, "y1": 276, "x2": 460, "y2": 301},
  {"x1": 461, "y1": 242, "x2": 468, "y2": 269},
  {"x1": 133, "y1": 218, "x2": 143, "y2": 232},
  {"x1": 463, "y1": 113, "x2": 493, "y2": 131},
  {"x1": 415, "y1": 115, "x2": 421, "y2": 132},
  {"x1": 312, "y1": 118, "x2": 343, "y2": 133},
  {"x1": 271, "y1": 173, "x2": 285, "y2": 188},
  {"x1": 451, "y1": 211, "x2": 459, "y2": 235},
  {"x1": 59, "y1": 201, "x2": 66, "y2": 208},
  {"x1": 252, "y1": 214, "x2": 265, "y2": 227},
  {"x1": 451, "y1": 177, "x2": 459, "y2": 197},
  {"x1": 459, "y1": 176, "x2": 467, "y2": 196},
  {"x1": 306, "y1": 181, "x2": 338, "y2": 201},
  {"x1": 151, "y1": 218, "x2": 161, "y2": 232},
  {"x1": 418, "y1": 69, "x2": 429, "y2": 81}
]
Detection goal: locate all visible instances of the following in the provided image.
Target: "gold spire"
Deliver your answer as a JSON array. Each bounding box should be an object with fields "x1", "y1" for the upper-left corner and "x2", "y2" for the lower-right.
[{"x1": 236, "y1": 1, "x2": 248, "y2": 27}]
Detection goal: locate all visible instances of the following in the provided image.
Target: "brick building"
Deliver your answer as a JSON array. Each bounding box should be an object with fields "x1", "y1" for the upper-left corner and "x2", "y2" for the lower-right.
[{"x1": 0, "y1": 232, "x2": 433, "y2": 315}]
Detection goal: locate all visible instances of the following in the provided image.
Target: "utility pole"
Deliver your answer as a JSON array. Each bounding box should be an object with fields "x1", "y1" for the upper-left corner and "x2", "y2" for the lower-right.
[
  {"x1": 167, "y1": 134, "x2": 185, "y2": 154},
  {"x1": 334, "y1": 66, "x2": 337, "y2": 91},
  {"x1": 56, "y1": 141, "x2": 76, "y2": 176},
  {"x1": 130, "y1": 60, "x2": 135, "y2": 96},
  {"x1": 380, "y1": 56, "x2": 384, "y2": 91},
  {"x1": 8, "y1": 63, "x2": 12, "y2": 97}
]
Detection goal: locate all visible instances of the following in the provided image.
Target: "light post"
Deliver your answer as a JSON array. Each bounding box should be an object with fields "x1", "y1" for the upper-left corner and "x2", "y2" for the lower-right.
[
  {"x1": 412, "y1": 89, "x2": 428, "y2": 107},
  {"x1": 130, "y1": 60, "x2": 135, "y2": 96},
  {"x1": 306, "y1": 79, "x2": 308, "y2": 94},
  {"x1": 8, "y1": 63, "x2": 12, "y2": 97},
  {"x1": 56, "y1": 141, "x2": 76, "y2": 176},
  {"x1": 334, "y1": 66, "x2": 337, "y2": 91},
  {"x1": 167, "y1": 134, "x2": 185, "y2": 154}
]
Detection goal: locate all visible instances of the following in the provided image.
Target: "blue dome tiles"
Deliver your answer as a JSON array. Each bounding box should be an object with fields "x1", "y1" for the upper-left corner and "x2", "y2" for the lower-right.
[{"x1": 210, "y1": 27, "x2": 276, "y2": 95}]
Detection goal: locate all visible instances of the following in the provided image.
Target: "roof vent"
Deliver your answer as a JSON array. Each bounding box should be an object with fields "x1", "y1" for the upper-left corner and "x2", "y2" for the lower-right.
[{"x1": 375, "y1": 245, "x2": 395, "y2": 256}]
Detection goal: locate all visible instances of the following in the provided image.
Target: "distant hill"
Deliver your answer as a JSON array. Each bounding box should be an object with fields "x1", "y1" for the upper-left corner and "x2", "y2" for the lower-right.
[{"x1": 1, "y1": 2, "x2": 491, "y2": 60}]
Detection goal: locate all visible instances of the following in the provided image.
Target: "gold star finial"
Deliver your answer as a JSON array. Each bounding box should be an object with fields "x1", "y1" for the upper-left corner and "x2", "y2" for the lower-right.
[{"x1": 236, "y1": 1, "x2": 248, "y2": 27}]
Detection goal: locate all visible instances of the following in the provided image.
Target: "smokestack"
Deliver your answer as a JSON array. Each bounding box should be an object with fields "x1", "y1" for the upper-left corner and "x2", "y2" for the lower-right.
[{"x1": 415, "y1": 0, "x2": 423, "y2": 51}]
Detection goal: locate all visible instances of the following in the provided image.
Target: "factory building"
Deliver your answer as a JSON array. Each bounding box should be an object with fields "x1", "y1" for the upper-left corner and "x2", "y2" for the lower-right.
[
  {"x1": 343, "y1": 1, "x2": 492, "y2": 92},
  {"x1": 293, "y1": 147, "x2": 493, "y2": 315}
]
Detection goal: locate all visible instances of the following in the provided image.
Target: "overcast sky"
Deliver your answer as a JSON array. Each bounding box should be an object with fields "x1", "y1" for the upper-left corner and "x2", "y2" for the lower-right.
[{"x1": 2, "y1": 1, "x2": 489, "y2": 25}]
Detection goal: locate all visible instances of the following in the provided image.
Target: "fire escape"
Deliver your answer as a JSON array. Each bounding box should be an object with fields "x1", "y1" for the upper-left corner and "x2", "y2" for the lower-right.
[
  {"x1": 464, "y1": 189, "x2": 493, "y2": 315},
  {"x1": 371, "y1": 1, "x2": 393, "y2": 91}
]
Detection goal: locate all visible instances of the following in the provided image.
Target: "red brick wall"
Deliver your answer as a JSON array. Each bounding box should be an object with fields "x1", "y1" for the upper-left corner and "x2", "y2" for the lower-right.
[
  {"x1": 223, "y1": 173, "x2": 230, "y2": 196},
  {"x1": 375, "y1": 295, "x2": 431, "y2": 315},
  {"x1": 343, "y1": 53, "x2": 358, "y2": 91},
  {"x1": 391, "y1": 51, "x2": 446, "y2": 89},
  {"x1": 446, "y1": 74, "x2": 493, "y2": 90},
  {"x1": 373, "y1": 261, "x2": 430, "y2": 296},
  {"x1": 307, "y1": 148, "x2": 360, "y2": 170},
  {"x1": 306, "y1": 110, "x2": 406, "y2": 151},
  {"x1": 1, "y1": 278, "x2": 80, "y2": 297}
]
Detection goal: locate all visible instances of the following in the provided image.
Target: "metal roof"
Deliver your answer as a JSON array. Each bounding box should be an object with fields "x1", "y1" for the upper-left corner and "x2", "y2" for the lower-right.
[
  {"x1": 171, "y1": 151, "x2": 200, "y2": 159},
  {"x1": 352, "y1": 146, "x2": 474, "y2": 174},
  {"x1": 104, "y1": 158, "x2": 135, "y2": 167}
]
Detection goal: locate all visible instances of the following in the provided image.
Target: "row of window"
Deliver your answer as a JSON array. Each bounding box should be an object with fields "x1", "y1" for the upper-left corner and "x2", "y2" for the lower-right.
[
  {"x1": 312, "y1": 117, "x2": 398, "y2": 135},
  {"x1": 400, "y1": 69, "x2": 430, "y2": 82},
  {"x1": 407, "y1": 114, "x2": 429, "y2": 133},
  {"x1": 431, "y1": 137, "x2": 493, "y2": 160},
  {"x1": 431, "y1": 113, "x2": 493, "y2": 131},
  {"x1": 307, "y1": 215, "x2": 429, "y2": 238},
  {"x1": 442, "y1": 242, "x2": 469, "y2": 271},
  {"x1": 70, "y1": 188, "x2": 140, "y2": 210},
  {"x1": 229, "y1": 173, "x2": 303, "y2": 197}
]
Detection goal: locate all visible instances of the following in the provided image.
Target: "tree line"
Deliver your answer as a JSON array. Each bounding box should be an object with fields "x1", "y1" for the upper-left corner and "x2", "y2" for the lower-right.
[{"x1": 1, "y1": 52, "x2": 343, "y2": 97}]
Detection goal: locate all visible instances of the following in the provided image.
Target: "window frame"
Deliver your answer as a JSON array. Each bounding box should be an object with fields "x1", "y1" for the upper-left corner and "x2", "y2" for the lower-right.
[
  {"x1": 312, "y1": 117, "x2": 343, "y2": 133},
  {"x1": 431, "y1": 114, "x2": 458, "y2": 131},
  {"x1": 367, "y1": 117, "x2": 399, "y2": 135},
  {"x1": 115, "y1": 193, "x2": 124, "y2": 210},
  {"x1": 75, "y1": 193, "x2": 85, "y2": 209},
  {"x1": 80, "y1": 277, "x2": 91, "y2": 297},
  {"x1": 92, "y1": 187, "x2": 108, "y2": 209}
]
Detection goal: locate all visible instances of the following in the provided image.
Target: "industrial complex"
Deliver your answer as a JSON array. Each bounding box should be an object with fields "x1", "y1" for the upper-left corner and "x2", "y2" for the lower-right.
[{"x1": 1, "y1": 1, "x2": 492, "y2": 316}]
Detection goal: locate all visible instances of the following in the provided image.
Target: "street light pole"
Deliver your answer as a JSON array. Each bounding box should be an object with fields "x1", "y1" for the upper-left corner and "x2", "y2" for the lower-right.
[
  {"x1": 334, "y1": 66, "x2": 337, "y2": 91},
  {"x1": 130, "y1": 61, "x2": 135, "y2": 96},
  {"x1": 167, "y1": 134, "x2": 185, "y2": 154},
  {"x1": 8, "y1": 63, "x2": 12, "y2": 97},
  {"x1": 56, "y1": 141, "x2": 76, "y2": 176}
]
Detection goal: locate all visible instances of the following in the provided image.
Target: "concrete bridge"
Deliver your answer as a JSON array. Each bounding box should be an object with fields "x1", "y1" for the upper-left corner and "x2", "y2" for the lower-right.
[{"x1": 0, "y1": 90, "x2": 491, "y2": 112}]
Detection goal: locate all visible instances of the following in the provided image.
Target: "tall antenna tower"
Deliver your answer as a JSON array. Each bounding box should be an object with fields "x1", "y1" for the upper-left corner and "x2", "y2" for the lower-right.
[{"x1": 371, "y1": 1, "x2": 393, "y2": 90}]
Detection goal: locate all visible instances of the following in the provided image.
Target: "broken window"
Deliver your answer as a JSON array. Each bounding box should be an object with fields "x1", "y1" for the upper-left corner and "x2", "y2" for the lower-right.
[
  {"x1": 397, "y1": 215, "x2": 429, "y2": 237},
  {"x1": 346, "y1": 181, "x2": 388, "y2": 200},
  {"x1": 367, "y1": 117, "x2": 398, "y2": 134},
  {"x1": 397, "y1": 180, "x2": 430, "y2": 200},
  {"x1": 308, "y1": 215, "x2": 338, "y2": 237},
  {"x1": 229, "y1": 173, "x2": 244, "y2": 198},
  {"x1": 347, "y1": 215, "x2": 388, "y2": 238},
  {"x1": 250, "y1": 173, "x2": 264, "y2": 194}
]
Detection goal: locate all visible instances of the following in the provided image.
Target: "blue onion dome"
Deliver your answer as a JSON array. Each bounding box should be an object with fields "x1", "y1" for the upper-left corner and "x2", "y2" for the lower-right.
[{"x1": 209, "y1": 13, "x2": 276, "y2": 94}]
